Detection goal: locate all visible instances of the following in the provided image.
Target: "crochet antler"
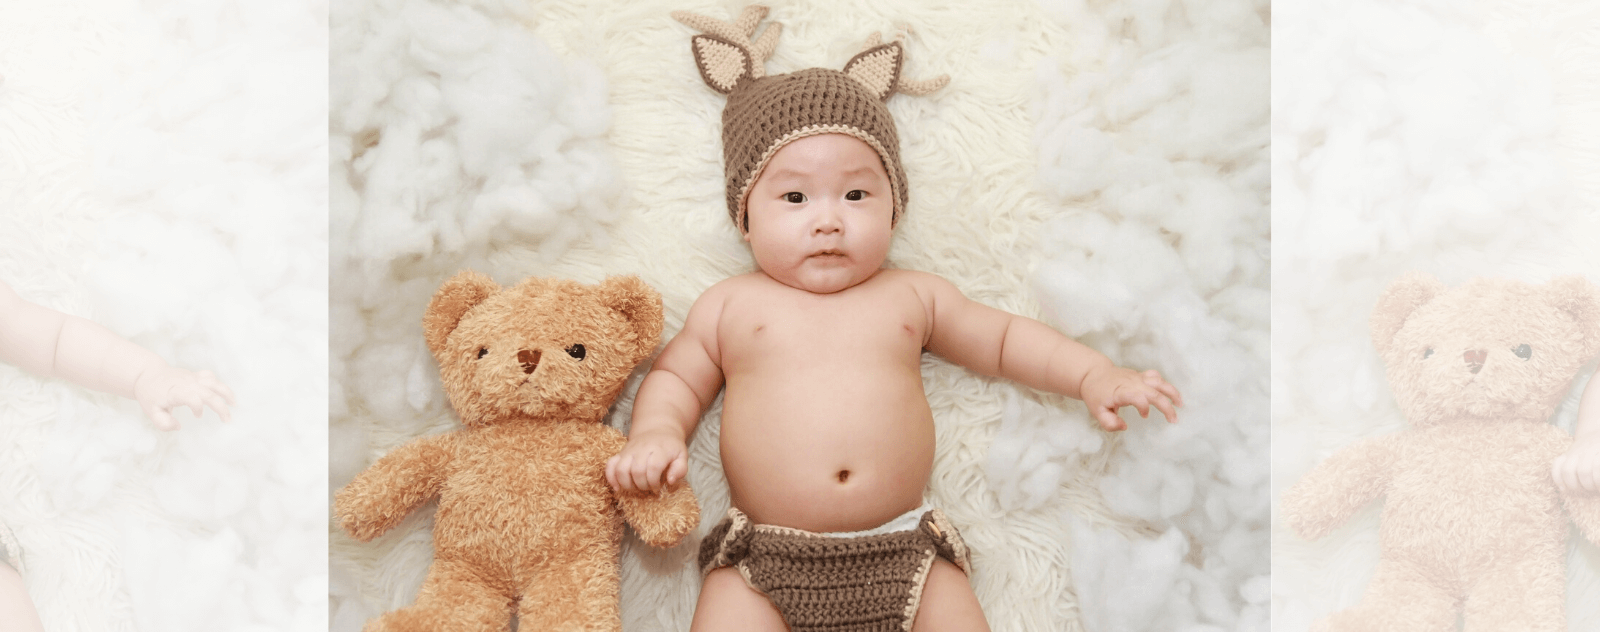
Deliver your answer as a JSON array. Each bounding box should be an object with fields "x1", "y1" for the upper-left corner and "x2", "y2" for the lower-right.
[
  {"x1": 843, "y1": 31, "x2": 950, "y2": 101},
  {"x1": 672, "y1": 5, "x2": 782, "y2": 93}
]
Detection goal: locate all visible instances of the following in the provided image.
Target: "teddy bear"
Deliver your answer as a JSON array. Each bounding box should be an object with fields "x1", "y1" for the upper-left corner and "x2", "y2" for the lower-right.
[
  {"x1": 1282, "y1": 272, "x2": 1600, "y2": 632},
  {"x1": 335, "y1": 271, "x2": 700, "y2": 632}
]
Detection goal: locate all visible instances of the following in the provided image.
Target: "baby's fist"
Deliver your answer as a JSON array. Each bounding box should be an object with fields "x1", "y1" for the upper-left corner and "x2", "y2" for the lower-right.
[
  {"x1": 1555, "y1": 434, "x2": 1600, "y2": 496},
  {"x1": 606, "y1": 429, "x2": 688, "y2": 495}
]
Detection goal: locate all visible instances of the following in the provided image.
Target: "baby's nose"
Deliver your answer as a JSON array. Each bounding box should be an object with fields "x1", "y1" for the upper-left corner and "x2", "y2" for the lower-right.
[
  {"x1": 518, "y1": 349, "x2": 541, "y2": 374},
  {"x1": 814, "y1": 207, "x2": 843, "y2": 233}
]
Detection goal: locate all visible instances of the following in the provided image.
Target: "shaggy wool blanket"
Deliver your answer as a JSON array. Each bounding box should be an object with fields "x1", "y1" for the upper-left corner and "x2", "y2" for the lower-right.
[
  {"x1": 328, "y1": 1, "x2": 1268, "y2": 631},
  {"x1": 0, "y1": 0, "x2": 327, "y2": 630},
  {"x1": 1272, "y1": 0, "x2": 1600, "y2": 630}
]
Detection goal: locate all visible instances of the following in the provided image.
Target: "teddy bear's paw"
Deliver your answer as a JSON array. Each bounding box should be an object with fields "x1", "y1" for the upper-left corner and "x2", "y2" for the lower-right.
[{"x1": 621, "y1": 484, "x2": 701, "y2": 548}]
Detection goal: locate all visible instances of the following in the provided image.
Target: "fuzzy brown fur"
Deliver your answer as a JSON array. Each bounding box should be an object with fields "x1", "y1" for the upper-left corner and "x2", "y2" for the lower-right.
[
  {"x1": 336, "y1": 272, "x2": 699, "y2": 632},
  {"x1": 1282, "y1": 273, "x2": 1600, "y2": 632}
]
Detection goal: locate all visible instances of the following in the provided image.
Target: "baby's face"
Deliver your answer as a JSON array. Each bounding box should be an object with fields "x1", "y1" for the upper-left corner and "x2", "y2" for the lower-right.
[{"x1": 743, "y1": 133, "x2": 894, "y2": 294}]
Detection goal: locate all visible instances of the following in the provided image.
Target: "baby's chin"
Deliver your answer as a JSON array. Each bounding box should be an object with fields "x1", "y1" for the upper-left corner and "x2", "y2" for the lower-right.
[{"x1": 764, "y1": 260, "x2": 878, "y2": 294}]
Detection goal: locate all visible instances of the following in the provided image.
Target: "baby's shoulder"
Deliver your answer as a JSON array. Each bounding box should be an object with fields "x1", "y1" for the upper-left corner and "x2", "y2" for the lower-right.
[{"x1": 872, "y1": 268, "x2": 959, "y2": 303}]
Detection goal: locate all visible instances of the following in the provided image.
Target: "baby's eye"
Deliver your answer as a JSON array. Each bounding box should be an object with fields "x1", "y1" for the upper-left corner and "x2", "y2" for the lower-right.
[
  {"x1": 566, "y1": 344, "x2": 586, "y2": 360},
  {"x1": 845, "y1": 190, "x2": 865, "y2": 201},
  {"x1": 477, "y1": 347, "x2": 488, "y2": 359},
  {"x1": 1513, "y1": 344, "x2": 1532, "y2": 360},
  {"x1": 784, "y1": 192, "x2": 806, "y2": 204}
]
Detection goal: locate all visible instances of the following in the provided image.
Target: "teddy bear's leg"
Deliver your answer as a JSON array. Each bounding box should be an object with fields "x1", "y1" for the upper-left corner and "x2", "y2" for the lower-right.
[
  {"x1": 516, "y1": 544, "x2": 621, "y2": 632},
  {"x1": 1462, "y1": 552, "x2": 1564, "y2": 632},
  {"x1": 1316, "y1": 559, "x2": 1457, "y2": 632},
  {"x1": 366, "y1": 557, "x2": 513, "y2": 632}
]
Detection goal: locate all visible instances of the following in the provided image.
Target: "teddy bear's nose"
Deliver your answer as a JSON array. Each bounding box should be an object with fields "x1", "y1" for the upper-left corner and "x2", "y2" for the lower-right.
[
  {"x1": 518, "y1": 349, "x2": 541, "y2": 374},
  {"x1": 1463, "y1": 349, "x2": 1486, "y2": 373}
]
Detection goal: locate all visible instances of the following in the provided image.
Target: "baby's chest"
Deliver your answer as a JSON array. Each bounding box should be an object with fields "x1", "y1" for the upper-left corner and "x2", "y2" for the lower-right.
[{"x1": 721, "y1": 296, "x2": 925, "y2": 360}]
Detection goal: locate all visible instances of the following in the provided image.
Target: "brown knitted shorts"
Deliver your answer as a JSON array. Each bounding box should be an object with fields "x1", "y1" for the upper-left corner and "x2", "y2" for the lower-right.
[{"x1": 698, "y1": 505, "x2": 973, "y2": 632}]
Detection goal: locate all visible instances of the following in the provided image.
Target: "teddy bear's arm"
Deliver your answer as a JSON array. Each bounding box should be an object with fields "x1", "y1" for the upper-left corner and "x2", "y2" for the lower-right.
[
  {"x1": 1280, "y1": 435, "x2": 1400, "y2": 541},
  {"x1": 335, "y1": 434, "x2": 456, "y2": 542}
]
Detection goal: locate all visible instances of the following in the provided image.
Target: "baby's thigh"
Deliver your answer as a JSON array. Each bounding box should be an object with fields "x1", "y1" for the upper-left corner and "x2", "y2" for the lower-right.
[
  {"x1": 912, "y1": 558, "x2": 990, "y2": 632},
  {"x1": 691, "y1": 566, "x2": 786, "y2": 632}
]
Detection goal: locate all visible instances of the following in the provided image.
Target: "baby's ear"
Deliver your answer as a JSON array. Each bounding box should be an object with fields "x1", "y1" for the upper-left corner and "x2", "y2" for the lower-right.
[
  {"x1": 599, "y1": 276, "x2": 664, "y2": 360},
  {"x1": 1544, "y1": 276, "x2": 1600, "y2": 360},
  {"x1": 424, "y1": 270, "x2": 499, "y2": 359},
  {"x1": 1370, "y1": 272, "x2": 1443, "y2": 356}
]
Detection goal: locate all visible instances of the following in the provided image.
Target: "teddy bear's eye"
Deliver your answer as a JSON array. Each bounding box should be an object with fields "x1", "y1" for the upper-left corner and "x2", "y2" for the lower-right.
[
  {"x1": 477, "y1": 347, "x2": 488, "y2": 359},
  {"x1": 1423, "y1": 347, "x2": 1434, "y2": 359},
  {"x1": 1513, "y1": 344, "x2": 1532, "y2": 360},
  {"x1": 566, "y1": 344, "x2": 586, "y2": 360}
]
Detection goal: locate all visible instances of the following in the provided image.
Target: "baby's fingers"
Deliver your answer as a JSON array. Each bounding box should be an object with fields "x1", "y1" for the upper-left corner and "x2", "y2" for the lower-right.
[
  {"x1": 627, "y1": 452, "x2": 661, "y2": 493},
  {"x1": 1144, "y1": 372, "x2": 1184, "y2": 407},
  {"x1": 605, "y1": 456, "x2": 621, "y2": 491},
  {"x1": 665, "y1": 451, "x2": 689, "y2": 487},
  {"x1": 203, "y1": 391, "x2": 232, "y2": 424},
  {"x1": 1151, "y1": 391, "x2": 1178, "y2": 423},
  {"x1": 199, "y1": 371, "x2": 237, "y2": 407},
  {"x1": 143, "y1": 402, "x2": 180, "y2": 431},
  {"x1": 1093, "y1": 406, "x2": 1126, "y2": 432}
]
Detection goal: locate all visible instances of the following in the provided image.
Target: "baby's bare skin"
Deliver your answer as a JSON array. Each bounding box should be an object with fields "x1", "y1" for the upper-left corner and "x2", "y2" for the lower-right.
[{"x1": 606, "y1": 133, "x2": 1180, "y2": 630}]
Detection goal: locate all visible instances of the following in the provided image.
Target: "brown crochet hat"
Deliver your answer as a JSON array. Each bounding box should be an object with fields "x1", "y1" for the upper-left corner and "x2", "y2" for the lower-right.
[{"x1": 673, "y1": 6, "x2": 948, "y2": 232}]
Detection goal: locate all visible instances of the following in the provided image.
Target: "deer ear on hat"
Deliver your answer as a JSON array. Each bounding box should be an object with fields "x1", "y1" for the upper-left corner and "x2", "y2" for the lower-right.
[
  {"x1": 674, "y1": 5, "x2": 781, "y2": 94},
  {"x1": 843, "y1": 32, "x2": 950, "y2": 101}
]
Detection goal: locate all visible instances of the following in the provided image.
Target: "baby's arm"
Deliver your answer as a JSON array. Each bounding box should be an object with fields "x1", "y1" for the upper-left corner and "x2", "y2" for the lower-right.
[
  {"x1": 912, "y1": 272, "x2": 1181, "y2": 431},
  {"x1": 0, "y1": 280, "x2": 233, "y2": 430},
  {"x1": 605, "y1": 284, "x2": 728, "y2": 494},
  {"x1": 1554, "y1": 375, "x2": 1600, "y2": 495}
]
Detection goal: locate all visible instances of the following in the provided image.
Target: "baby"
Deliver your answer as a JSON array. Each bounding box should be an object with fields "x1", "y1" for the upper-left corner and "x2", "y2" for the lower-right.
[
  {"x1": 0, "y1": 278, "x2": 234, "y2": 632},
  {"x1": 1554, "y1": 376, "x2": 1600, "y2": 496},
  {"x1": 605, "y1": 7, "x2": 1181, "y2": 631}
]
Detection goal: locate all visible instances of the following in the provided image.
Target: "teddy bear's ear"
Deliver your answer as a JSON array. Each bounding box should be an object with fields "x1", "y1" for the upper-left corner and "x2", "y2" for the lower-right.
[
  {"x1": 1370, "y1": 272, "x2": 1444, "y2": 355},
  {"x1": 424, "y1": 270, "x2": 499, "y2": 357},
  {"x1": 1545, "y1": 276, "x2": 1600, "y2": 360},
  {"x1": 598, "y1": 276, "x2": 664, "y2": 359}
]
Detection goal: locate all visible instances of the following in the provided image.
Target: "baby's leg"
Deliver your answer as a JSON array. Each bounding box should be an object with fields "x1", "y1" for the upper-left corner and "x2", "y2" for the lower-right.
[
  {"x1": 911, "y1": 558, "x2": 989, "y2": 632},
  {"x1": 0, "y1": 561, "x2": 44, "y2": 632},
  {"x1": 690, "y1": 566, "x2": 785, "y2": 632}
]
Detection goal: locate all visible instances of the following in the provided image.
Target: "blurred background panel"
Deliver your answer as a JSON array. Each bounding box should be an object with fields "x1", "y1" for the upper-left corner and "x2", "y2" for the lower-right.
[
  {"x1": 1272, "y1": 0, "x2": 1600, "y2": 629},
  {"x1": 0, "y1": 0, "x2": 327, "y2": 630}
]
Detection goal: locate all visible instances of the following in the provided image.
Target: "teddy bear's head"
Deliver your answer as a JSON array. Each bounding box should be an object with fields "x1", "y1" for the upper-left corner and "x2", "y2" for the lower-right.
[
  {"x1": 1370, "y1": 273, "x2": 1600, "y2": 427},
  {"x1": 421, "y1": 271, "x2": 663, "y2": 427}
]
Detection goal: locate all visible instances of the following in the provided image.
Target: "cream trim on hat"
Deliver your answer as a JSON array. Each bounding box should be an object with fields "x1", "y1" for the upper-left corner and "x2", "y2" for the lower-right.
[{"x1": 734, "y1": 124, "x2": 905, "y2": 232}]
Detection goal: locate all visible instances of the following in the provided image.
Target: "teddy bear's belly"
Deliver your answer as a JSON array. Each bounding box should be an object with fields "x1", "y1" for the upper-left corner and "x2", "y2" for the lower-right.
[
  {"x1": 431, "y1": 426, "x2": 620, "y2": 585},
  {"x1": 1380, "y1": 424, "x2": 1567, "y2": 576}
]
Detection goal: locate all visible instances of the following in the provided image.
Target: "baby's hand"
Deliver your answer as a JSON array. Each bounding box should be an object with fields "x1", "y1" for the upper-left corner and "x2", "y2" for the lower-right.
[
  {"x1": 1080, "y1": 366, "x2": 1182, "y2": 431},
  {"x1": 1554, "y1": 433, "x2": 1600, "y2": 496},
  {"x1": 133, "y1": 364, "x2": 235, "y2": 430},
  {"x1": 606, "y1": 429, "x2": 688, "y2": 495}
]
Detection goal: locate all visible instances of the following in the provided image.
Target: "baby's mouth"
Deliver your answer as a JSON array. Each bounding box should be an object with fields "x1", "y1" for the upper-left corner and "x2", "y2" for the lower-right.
[{"x1": 810, "y1": 249, "x2": 846, "y2": 259}]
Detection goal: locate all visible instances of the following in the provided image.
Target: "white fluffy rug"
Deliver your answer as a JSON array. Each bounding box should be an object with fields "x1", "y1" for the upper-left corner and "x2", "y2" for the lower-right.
[
  {"x1": 0, "y1": 0, "x2": 327, "y2": 630},
  {"x1": 329, "y1": 0, "x2": 1267, "y2": 631},
  {"x1": 1272, "y1": 0, "x2": 1600, "y2": 630}
]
